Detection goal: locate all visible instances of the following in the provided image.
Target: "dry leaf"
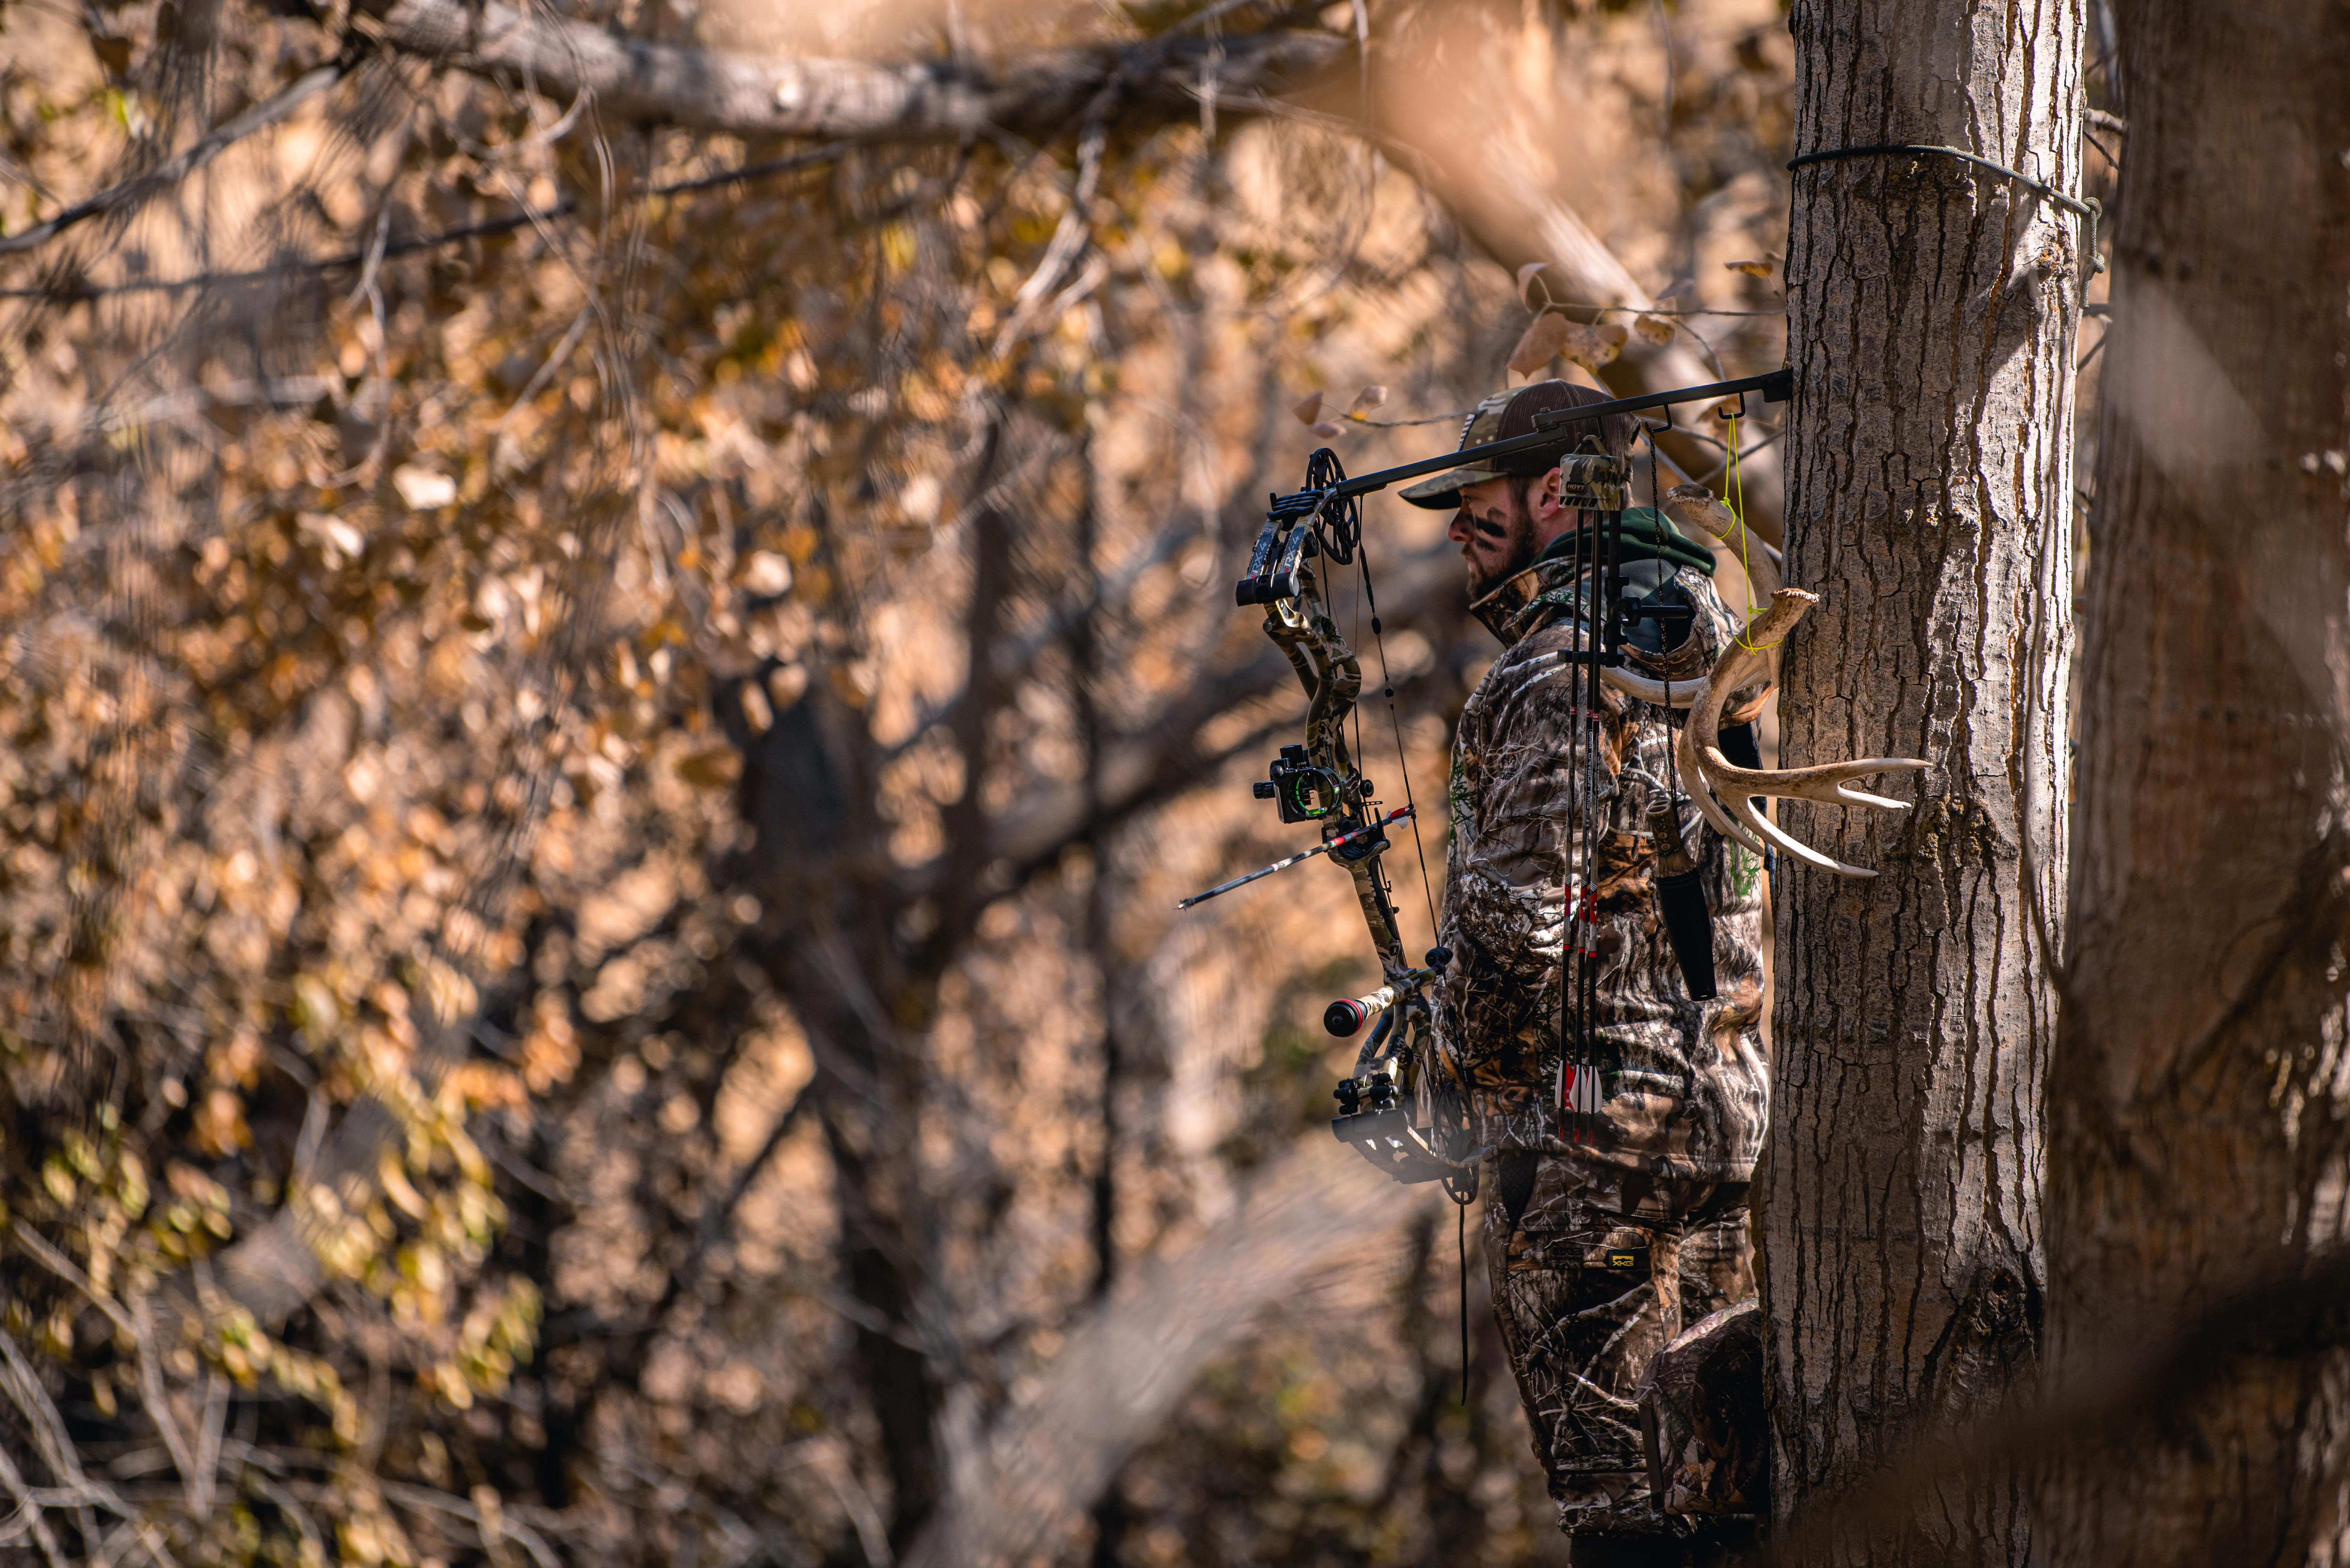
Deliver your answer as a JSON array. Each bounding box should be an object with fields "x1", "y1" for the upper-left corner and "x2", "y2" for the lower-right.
[
  {"x1": 1633, "y1": 314, "x2": 1676, "y2": 345},
  {"x1": 677, "y1": 748, "x2": 744, "y2": 788},
  {"x1": 1347, "y1": 385, "x2": 1389, "y2": 417},
  {"x1": 738, "y1": 551, "x2": 793, "y2": 596},
  {"x1": 1725, "y1": 259, "x2": 1775, "y2": 279},
  {"x1": 1506, "y1": 313, "x2": 1572, "y2": 375},
  {"x1": 1307, "y1": 420, "x2": 1346, "y2": 439},
  {"x1": 1291, "y1": 391, "x2": 1323, "y2": 425},
  {"x1": 1516, "y1": 261, "x2": 1550, "y2": 304},
  {"x1": 1507, "y1": 314, "x2": 1628, "y2": 376},
  {"x1": 1568, "y1": 321, "x2": 1629, "y2": 372},
  {"x1": 392, "y1": 464, "x2": 458, "y2": 510}
]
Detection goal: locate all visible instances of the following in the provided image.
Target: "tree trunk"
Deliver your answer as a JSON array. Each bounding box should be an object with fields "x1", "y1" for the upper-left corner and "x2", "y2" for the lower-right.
[
  {"x1": 2038, "y1": 0, "x2": 2350, "y2": 1560},
  {"x1": 1762, "y1": 0, "x2": 2082, "y2": 1559}
]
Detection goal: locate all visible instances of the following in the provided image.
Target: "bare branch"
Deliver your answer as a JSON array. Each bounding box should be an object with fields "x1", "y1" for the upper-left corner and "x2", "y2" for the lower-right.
[
  {"x1": 0, "y1": 61, "x2": 347, "y2": 258},
  {"x1": 358, "y1": 0, "x2": 1346, "y2": 143},
  {"x1": 0, "y1": 1439, "x2": 67, "y2": 1568}
]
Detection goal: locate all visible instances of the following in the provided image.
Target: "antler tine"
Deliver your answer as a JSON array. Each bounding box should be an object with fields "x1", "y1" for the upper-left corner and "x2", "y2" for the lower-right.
[
  {"x1": 1663, "y1": 484, "x2": 1781, "y2": 606},
  {"x1": 1722, "y1": 786, "x2": 1883, "y2": 879},
  {"x1": 1697, "y1": 755, "x2": 1927, "y2": 811},
  {"x1": 1679, "y1": 587, "x2": 1929, "y2": 879}
]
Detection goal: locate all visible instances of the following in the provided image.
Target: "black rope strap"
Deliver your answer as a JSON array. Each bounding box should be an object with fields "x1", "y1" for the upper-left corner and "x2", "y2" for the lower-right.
[{"x1": 1787, "y1": 142, "x2": 2104, "y2": 300}]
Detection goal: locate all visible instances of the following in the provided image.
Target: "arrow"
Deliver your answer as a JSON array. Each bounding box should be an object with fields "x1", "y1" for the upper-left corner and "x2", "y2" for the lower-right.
[{"x1": 1176, "y1": 805, "x2": 1414, "y2": 911}]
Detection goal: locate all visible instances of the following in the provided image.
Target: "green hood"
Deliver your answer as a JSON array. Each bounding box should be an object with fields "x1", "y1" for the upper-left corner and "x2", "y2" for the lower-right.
[{"x1": 1531, "y1": 506, "x2": 1716, "y2": 578}]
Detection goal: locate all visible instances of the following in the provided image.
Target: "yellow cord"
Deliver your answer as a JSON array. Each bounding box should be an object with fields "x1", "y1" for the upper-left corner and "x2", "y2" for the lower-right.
[{"x1": 1724, "y1": 409, "x2": 1784, "y2": 653}]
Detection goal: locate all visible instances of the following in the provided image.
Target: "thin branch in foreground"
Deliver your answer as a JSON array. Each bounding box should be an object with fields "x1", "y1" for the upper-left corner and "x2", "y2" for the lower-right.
[
  {"x1": 0, "y1": 61, "x2": 349, "y2": 258},
  {"x1": 0, "y1": 143, "x2": 852, "y2": 302}
]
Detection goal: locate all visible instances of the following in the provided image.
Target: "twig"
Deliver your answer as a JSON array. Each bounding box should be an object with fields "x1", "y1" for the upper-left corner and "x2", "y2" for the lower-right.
[
  {"x1": 10, "y1": 1224, "x2": 130, "y2": 1332},
  {"x1": 379, "y1": 1482, "x2": 562, "y2": 1568},
  {"x1": 128, "y1": 1300, "x2": 199, "y2": 1497},
  {"x1": 992, "y1": 111, "x2": 1110, "y2": 358},
  {"x1": 0, "y1": 60, "x2": 349, "y2": 257},
  {"x1": 491, "y1": 304, "x2": 593, "y2": 429},
  {"x1": 0, "y1": 1331, "x2": 96, "y2": 1497},
  {"x1": 249, "y1": 1475, "x2": 324, "y2": 1552},
  {"x1": 0, "y1": 1328, "x2": 119, "y2": 1550},
  {"x1": 0, "y1": 1441, "x2": 65, "y2": 1568},
  {"x1": 1522, "y1": 286, "x2": 1782, "y2": 319},
  {"x1": 807, "y1": 1441, "x2": 893, "y2": 1568},
  {"x1": 189, "y1": 1371, "x2": 228, "y2": 1519},
  {"x1": 1166, "y1": 0, "x2": 1270, "y2": 34},
  {"x1": 0, "y1": 142, "x2": 851, "y2": 302},
  {"x1": 8, "y1": 1232, "x2": 195, "y2": 1493}
]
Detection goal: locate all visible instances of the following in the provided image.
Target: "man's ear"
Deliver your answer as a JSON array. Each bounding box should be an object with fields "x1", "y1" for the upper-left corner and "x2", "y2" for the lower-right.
[{"x1": 1532, "y1": 466, "x2": 1567, "y2": 523}]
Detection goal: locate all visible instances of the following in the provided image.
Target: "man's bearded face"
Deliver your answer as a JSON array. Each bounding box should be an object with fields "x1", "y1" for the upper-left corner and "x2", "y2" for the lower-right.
[{"x1": 1448, "y1": 476, "x2": 1541, "y2": 599}]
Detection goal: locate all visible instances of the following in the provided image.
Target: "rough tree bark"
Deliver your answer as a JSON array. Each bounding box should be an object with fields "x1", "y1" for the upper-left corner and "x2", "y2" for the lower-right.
[
  {"x1": 1762, "y1": 0, "x2": 2082, "y2": 1559},
  {"x1": 2038, "y1": 0, "x2": 2350, "y2": 1561}
]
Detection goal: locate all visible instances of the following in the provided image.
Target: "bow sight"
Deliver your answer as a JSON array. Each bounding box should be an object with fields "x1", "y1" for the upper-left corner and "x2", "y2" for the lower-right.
[{"x1": 1179, "y1": 368, "x2": 1793, "y2": 1189}]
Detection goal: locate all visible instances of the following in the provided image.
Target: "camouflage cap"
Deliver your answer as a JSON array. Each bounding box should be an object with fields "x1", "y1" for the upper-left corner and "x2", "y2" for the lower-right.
[{"x1": 1398, "y1": 379, "x2": 1637, "y2": 510}]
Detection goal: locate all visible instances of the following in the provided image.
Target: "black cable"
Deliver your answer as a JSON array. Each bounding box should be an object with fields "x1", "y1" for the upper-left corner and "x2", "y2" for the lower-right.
[
  {"x1": 1558, "y1": 536, "x2": 1586, "y2": 1133},
  {"x1": 1785, "y1": 141, "x2": 2096, "y2": 216},
  {"x1": 1650, "y1": 429, "x2": 1681, "y2": 796},
  {"x1": 1786, "y1": 141, "x2": 2103, "y2": 301},
  {"x1": 1584, "y1": 514, "x2": 1612, "y2": 1097},
  {"x1": 1346, "y1": 541, "x2": 1370, "y2": 801}
]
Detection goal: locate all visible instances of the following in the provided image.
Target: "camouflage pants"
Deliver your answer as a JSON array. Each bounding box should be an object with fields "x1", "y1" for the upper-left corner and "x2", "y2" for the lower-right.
[{"x1": 1482, "y1": 1151, "x2": 1753, "y2": 1538}]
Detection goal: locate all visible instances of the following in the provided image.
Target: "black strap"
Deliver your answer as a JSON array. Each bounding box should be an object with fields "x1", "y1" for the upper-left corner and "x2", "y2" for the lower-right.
[{"x1": 1493, "y1": 1150, "x2": 1540, "y2": 1230}]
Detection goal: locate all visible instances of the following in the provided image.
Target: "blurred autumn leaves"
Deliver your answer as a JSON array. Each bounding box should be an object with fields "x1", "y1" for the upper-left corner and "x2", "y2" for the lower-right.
[{"x1": 0, "y1": 0, "x2": 1796, "y2": 1560}]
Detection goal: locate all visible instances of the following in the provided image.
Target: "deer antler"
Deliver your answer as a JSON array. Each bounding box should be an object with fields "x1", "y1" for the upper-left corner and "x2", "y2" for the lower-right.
[
  {"x1": 1598, "y1": 485, "x2": 1782, "y2": 711},
  {"x1": 1676, "y1": 587, "x2": 1929, "y2": 879}
]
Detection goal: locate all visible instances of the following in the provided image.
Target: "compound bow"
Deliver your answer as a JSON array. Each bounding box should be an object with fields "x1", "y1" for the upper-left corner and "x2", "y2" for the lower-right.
[{"x1": 1171, "y1": 446, "x2": 1469, "y2": 1189}]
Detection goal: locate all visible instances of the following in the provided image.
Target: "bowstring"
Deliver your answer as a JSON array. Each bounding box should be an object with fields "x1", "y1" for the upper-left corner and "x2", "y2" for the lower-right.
[
  {"x1": 1355, "y1": 548, "x2": 1440, "y2": 943},
  {"x1": 1346, "y1": 539, "x2": 1370, "y2": 798}
]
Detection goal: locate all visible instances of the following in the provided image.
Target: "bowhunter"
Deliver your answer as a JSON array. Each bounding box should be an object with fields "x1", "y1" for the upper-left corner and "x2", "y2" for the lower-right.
[{"x1": 1401, "y1": 379, "x2": 1770, "y2": 1565}]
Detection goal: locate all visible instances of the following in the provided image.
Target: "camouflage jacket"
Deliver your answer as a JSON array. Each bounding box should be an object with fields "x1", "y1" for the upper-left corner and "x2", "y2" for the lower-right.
[{"x1": 1437, "y1": 521, "x2": 1770, "y2": 1216}]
